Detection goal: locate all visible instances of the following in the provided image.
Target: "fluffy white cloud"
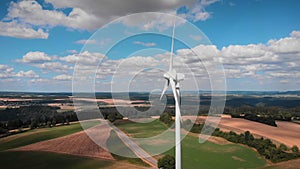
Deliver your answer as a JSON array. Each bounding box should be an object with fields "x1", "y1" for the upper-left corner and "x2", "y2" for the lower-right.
[
  {"x1": 17, "y1": 51, "x2": 70, "y2": 73},
  {"x1": 53, "y1": 74, "x2": 72, "y2": 81},
  {"x1": 218, "y1": 31, "x2": 300, "y2": 80},
  {"x1": 184, "y1": 0, "x2": 220, "y2": 22},
  {"x1": 45, "y1": 0, "x2": 196, "y2": 17},
  {"x1": 0, "y1": 64, "x2": 14, "y2": 78},
  {"x1": 15, "y1": 70, "x2": 39, "y2": 78},
  {"x1": 267, "y1": 31, "x2": 300, "y2": 54},
  {"x1": 60, "y1": 51, "x2": 106, "y2": 65},
  {"x1": 2, "y1": 0, "x2": 217, "y2": 34},
  {"x1": 0, "y1": 21, "x2": 48, "y2": 39},
  {"x1": 177, "y1": 45, "x2": 219, "y2": 65},
  {"x1": 120, "y1": 56, "x2": 160, "y2": 67},
  {"x1": 0, "y1": 64, "x2": 13, "y2": 72},
  {"x1": 6, "y1": 0, "x2": 99, "y2": 31},
  {"x1": 120, "y1": 11, "x2": 187, "y2": 31},
  {"x1": 17, "y1": 51, "x2": 53, "y2": 63},
  {"x1": 5, "y1": 28, "x2": 300, "y2": 91},
  {"x1": 34, "y1": 62, "x2": 70, "y2": 73},
  {"x1": 220, "y1": 44, "x2": 277, "y2": 66},
  {"x1": 6, "y1": 0, "x2": 190, "y2": 30},
  {"x1": 152, "y1": 30, "x2": 300, "y2": 84},
  {"x1": 0, "y1": 65, "x2": 40, "y2": 79},
  {"x1": 193, "y1": 11, "x2": 211, "y2": 21},
  {"x1": 291, "y1": 31, "x2": 300, "y2": 38}
]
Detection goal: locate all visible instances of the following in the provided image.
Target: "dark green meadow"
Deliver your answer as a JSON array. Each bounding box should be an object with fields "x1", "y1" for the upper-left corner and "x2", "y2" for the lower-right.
[{"x1": 0, "y1": 151, "x2": 112, "y2": 169}]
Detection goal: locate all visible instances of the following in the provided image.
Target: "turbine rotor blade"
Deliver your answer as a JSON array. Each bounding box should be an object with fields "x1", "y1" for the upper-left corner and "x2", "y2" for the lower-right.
[
  {"x1": 177, "y1": 88, "x2": 183, "y2": 123},
  {"x1": 160, "y1": 80, "x2": 169, "y2": 100},
  {"x1": 169, "y1": 80, "x2": 178, "y2": 101},
  {"x1": 169, "y1": 20, "x2": 176, "y2": 71},
  {"x1": 169, "y1": 80, "x2": 182, "y2": 123}
]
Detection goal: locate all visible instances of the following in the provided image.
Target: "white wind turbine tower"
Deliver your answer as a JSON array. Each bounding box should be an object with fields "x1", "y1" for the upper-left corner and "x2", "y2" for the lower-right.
[{"x1": 160, "y1": 20, "x2": 184, "y2": 169}]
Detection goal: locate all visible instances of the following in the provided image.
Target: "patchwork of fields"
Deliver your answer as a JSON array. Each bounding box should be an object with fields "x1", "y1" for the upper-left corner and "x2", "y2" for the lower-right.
[
  {"x1": 188, "y1": 116, "x2": 300, "y2": 148},
  {"x1": 116, "y1": 119, "x2": 267, "y2": 169},
  {"x1": 0, "y1": 118, "x2": 299, "y2": 169}
]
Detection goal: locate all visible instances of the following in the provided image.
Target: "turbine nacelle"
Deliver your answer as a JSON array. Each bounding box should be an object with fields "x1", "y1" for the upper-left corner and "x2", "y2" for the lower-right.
[{"x1": 163, "y1": 70, "x2": 185, "y2": 83}]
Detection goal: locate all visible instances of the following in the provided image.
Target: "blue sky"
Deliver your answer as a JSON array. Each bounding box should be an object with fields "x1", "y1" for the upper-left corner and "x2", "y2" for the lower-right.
[
  {"x1": 199, "y1": 0, "x2": 300, "y2": 46},
  {"x1": 0, "y1": 0, "x2": 300, "y2": 92}
]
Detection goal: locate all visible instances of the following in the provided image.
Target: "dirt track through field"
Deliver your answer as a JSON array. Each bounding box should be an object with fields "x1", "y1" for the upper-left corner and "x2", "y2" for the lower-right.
[
  {"x1": 13, "y1": 123, "x2": 114, "y2": 160},
  {"x1": 184, "y1": 116, "x2": 300, "y2": 148}
]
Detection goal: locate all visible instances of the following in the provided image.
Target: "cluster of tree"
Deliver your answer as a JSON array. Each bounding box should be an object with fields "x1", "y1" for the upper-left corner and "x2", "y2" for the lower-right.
[
  {"x1": 99, "y1": 106, "x2": 175, "y2": 122},
  {"x1": 157, "y1": 155, "x2": 175, "y2": 169},
  {"x1": 159, "y1": 112, "x2": 174, "y2": 126},
  {"x1": 232, "y1": 113, "x2": 277, "y2": 127},
  {"x1": 185, "y1": 120, "x2": 204, "y2": 133},
  {"x1": 99, "y1": 106, "x2": 167, "y2": 119},
  {"x1": 0, "y1": 106, "x2": 78, "y2": 134},
  {"x1": 226, "y1": 106, "x2": 300, "y2": 122},
  {"x1": 99, "y1": 105, "x2": 212, "y2": 120},
  {"x1": 100, "y1": 107, "x2": 124, "y2": 122},
  {"x1": 213, "y1": 130, "x2": 300, "y2": 162},
  {"x1": 187, "y1": 121, "x2": 300, "y2": 162},
  {"x1": 225, "y1": 96, "x2": 300, "y2": 108}
]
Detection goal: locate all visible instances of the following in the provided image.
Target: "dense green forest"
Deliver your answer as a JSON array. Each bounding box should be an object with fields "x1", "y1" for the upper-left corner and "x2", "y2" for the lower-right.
[{"x1": 0, "y1": 106, "x2": 78, "y2": 135}]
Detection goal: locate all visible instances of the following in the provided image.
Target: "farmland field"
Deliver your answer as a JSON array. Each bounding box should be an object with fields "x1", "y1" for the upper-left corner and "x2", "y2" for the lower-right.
[
  {"x1": 0, "y1": 123, "x2": 84, "y2": 151},
  {"x1": 13, "y1": 123, "x2": 114, "y2": 160},
  {"x1": 167, "y1": 136, "x2": 266, "y2": 169},
  {"x1": 106, "y1": 130, "x2": 149, "y2": 167},
  {"x1": 260, "y1": 158, "x2": 300, "y2": 169},
  {"x1": 115, "y1": 119, "x2": 169, "y2": 138},
  {"x1": 191, "y1": 116, "x2": 300, "y2": 148},
  {"x1": 0, "y1": 151, "x2": 113, "y2": 169},
  {"x1": 0, "y1": 121, "x2": 149, "y2": 169},
  {"x1": 116, "y1": 119, "x2": 267, "y2": 169}
]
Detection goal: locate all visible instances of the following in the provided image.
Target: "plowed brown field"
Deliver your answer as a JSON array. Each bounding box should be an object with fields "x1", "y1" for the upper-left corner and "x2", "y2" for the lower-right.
[
  {"x1": 184, "y1": 116, "x2": 300, "y2": 148},
  {"x1": 13, "y1": 123, "x2": 114, "y2": 160}
]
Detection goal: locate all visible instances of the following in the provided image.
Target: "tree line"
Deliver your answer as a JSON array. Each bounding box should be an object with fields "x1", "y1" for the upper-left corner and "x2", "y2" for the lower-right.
[
  {"x1": 0, "y1": 106, "x2": 78, "y2": 135},
  {"x1": 225, "y1": 106, "x2": 300, "y2": 126},
  {"x1": 188, "y1": 122, "x2": 300, "y2": 163},
  {"x1": 231, "y1": 113, "x2": 277, "y2": 127}
]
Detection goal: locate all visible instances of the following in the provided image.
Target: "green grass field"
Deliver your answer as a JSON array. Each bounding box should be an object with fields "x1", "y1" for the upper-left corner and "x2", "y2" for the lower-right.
[
  {"x1": 167, "y1": 136, "x2": 266, "y2": 169},
  {"x1": 0, "y1": 151, "x2": 113, "y2": 169},
  {"x1": 106, "y1": 130, "x2": 149, "y2": 167},
  {"x1": 115, "y1": 119, "x2": 169, "y2": 138},
  {"x1": 116, "y1": 119, "x2": 267, "y2": 169}
]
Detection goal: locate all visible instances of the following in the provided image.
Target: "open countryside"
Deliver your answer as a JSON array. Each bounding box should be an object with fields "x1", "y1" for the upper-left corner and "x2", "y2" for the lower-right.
[{"x1": 1, "y1": 92, "x2": 300, "y2": 169}]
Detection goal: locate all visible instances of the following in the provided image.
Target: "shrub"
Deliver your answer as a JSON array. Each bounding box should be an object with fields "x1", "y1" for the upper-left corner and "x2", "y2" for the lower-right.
[{"x1": 158, "y1": 155, "x2": 175, "y2": 169}]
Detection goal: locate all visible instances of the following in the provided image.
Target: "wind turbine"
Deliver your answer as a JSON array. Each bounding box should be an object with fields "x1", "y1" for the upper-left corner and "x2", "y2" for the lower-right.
[{"x1": 160, "y1": 20, "x2": 184, "y2": 169}]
